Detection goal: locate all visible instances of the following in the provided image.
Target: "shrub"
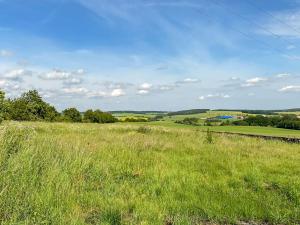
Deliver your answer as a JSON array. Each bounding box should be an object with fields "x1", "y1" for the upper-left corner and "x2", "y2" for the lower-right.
[
  {"x1": 137, "y1": 126, "x2": 151, "y2": 134},
  {"x1": 62, "y1": 108, "x2": 82, "y2": 122},
  {"x1": 83, "y1": 109, "x2": 117, "y2": 123},
  {"x1": 205, "y1": 128, "x2": 213, "y2": 144},
  {"x1": 175, "y1": 117, "x2": 199, "y2": 126},
  {"x1": 124, "y1": 117, "x2": 148, "y2": 122}
]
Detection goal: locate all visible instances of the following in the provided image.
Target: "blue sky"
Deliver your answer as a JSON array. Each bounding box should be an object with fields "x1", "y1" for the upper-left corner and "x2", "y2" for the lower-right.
[{"x1": 0, "y1": 0, "x2": 300, "y2": 111}]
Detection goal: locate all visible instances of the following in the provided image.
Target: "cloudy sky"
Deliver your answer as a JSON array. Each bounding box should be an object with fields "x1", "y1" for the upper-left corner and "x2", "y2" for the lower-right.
[{"x1": 0, "y1": 0, "x2": 300, "y2": 111}]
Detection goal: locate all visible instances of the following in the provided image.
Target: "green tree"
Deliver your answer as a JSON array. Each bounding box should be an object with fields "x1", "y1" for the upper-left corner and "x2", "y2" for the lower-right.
[
  {"x1": 83, "y1": 109, "x2": 95, "y2": 122},
  {"x1": 83, "y1": 109, "x2": 117, "y2": 123},
  {"x1": 10, "y1": 90, "x2": 59, "y2": 121},
  {"x1": 62, "y1": 108, "x2": 82, "y2": 122}
]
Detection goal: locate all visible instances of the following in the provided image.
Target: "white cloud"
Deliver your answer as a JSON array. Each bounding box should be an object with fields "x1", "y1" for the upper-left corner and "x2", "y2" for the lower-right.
[
  {"x1": 63, "y1": 78, "x2": 83, "y2": 85},
  {"x1": 76, "y1": 69, "x2": 85, "y2": 75},
  {"x1": 139, "y1": 83, "x2": 153, "y2": 90},
  {"x1": 241, "y1": 77, "x2": 267, "y2": 87},
  {"x1": 63, "y1": 87, "x2": 89, "y2": 95},
  {"x1": 182, "y1": 78, "x2": 200, "y2": 83},
  {"x1": 0, "y1": 79, "x2": 6, "y2": 87},
  {"x1": 87, "y1": 91, "x2": 107, "y2": 98},
  {"x1": 199, "y1": 93, "x2": 231, "y2": 100},
  {"x1": 0, "y1": 50, "x2": 13, "y2": 57},
  {"x1": 175, "y1": 77, "x2": 201, "y2": 85},
  {"x1": 39, "y1": 69, "x2": 71, "y2": 80},
  {"x1": 279, "y1": 85, "x2": 300, "y2": 92},
  {"x1": 158, "y1": 85, "x2": 174, "y2": 91},
  {"x1": 111, "y1": 88, "x2": 125, "y2": 97},
  {"x1": 1, "y1": 69, "x2": 32, "y2": 81},
  {"x1": 137, "y1": 89, "x2": 149, "y2": 95}
]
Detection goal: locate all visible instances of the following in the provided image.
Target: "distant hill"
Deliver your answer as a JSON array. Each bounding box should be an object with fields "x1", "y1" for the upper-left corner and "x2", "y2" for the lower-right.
[
  {"x1": 213, "y1": 108, "x2": 300, "y2": 115},
  {"x1": 167, "y1": 109, "x2": 209, "y2": 116},
  {"x1": 110, "y1": 111, "x2": 168, "y2": 114}
]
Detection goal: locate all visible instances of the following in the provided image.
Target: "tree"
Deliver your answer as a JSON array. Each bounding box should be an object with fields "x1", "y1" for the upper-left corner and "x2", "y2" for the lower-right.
[
  {"x1": 83, "y1": 109, "x2": 117, "y2": 123},
  {"x1": 83, "y1": 109, "x2": 95, "y2": 123},
  {"x1": 62, "y1": 108, "x2": 82, "y2": 122},
  {"x1": 10, "y1": 90, "x2": 59, "y2": 121}
]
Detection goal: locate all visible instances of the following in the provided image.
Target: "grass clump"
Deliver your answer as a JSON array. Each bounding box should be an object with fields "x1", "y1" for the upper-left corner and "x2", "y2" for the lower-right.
[
  {"x1": 205, "y1": 128, "x2": 213, "y2": 144},
  {"x1": 136, "y1": 126, "x2": 151, "y2": 134}
]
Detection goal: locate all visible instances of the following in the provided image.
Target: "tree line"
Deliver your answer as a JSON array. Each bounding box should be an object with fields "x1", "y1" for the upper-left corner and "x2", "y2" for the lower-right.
[
  {"x1": 231, "y1": 115, "x2": 300, "y2": 130},
  {"x1": 0, "y1": 90, "x2": 117, "y2": 123}
]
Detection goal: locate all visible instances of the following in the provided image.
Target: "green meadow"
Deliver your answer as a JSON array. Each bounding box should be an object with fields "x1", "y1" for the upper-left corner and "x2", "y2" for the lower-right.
[{"x1": 0, "y1": 121, "x2": 299, "y2": 224}]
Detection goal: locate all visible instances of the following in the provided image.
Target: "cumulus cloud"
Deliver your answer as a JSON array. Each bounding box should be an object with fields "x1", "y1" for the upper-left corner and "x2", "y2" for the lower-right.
[
  {"x1": 111, "y1": 88, "x2": 125, "y2": 97},
  {"x1": 137, "y1": 89, "x2": 149, "y2": 95},
  {"x1": 241, "y1": 77, "x2": 268, "y2": 87},
  {"x1": 199, "y1": 93, "x2": 231, "y2": 100},
  {"x1": 279, "y1": 85, "x2": 300, "y2": 92},
  {"x1": 87, "y1": 90, "x2": 107, "y2": 98},
  {"x1": 63, "y1": 87, "x2": 89, "y2": 95},
  {"x1": 175, "y1": 77, "x2": 201, "y2": 85},
  {"x1": 182, "y1": 78, "x2": 200, "y2": 83},
  {"x1": 39, "y1": 68, "x2": 85, "y2": 81},
  {"x1": 139, "y1": 83, "x2": 153, "y2": 90},
  {"x1": 100, "y1": 81, "x2": 133, "y2": 89},
  {"x1": 39, "y1": 69, "x2": 72, "y2": 80},
  {"x1": 63, "y1": 78, "x2": 83, "y2": 85},
  {"x1": 137, "y1": 78, "x2": 200, "y2": 95},
  {"x1": 1, "y1": 68, "x2": 32, "y2": 81}
]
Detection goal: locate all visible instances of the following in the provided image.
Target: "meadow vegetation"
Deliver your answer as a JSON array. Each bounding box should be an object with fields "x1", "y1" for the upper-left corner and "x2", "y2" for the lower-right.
[{"x1": 0, "y1": 121, "x2": 299, "y2": 224}]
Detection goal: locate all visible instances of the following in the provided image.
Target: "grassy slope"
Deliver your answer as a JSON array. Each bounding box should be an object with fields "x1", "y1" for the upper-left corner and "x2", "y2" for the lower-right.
[
  {"x1": 0, "y1": 122, "x2": 300, "y2": 224},
  {"x1": 200, "y1": 126, "x2": 300, "y2": 138},
  {"x1": 149, "y1": 121, "x2": 300, "y2": 138},
  {"x1": 160, "y1": 111, "x2": 245, "y2": 122}
]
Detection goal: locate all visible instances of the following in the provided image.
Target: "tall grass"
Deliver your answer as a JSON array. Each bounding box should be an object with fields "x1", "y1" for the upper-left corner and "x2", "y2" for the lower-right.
[{"x1": 0, "y1": 122, "x2": 299, "y2": 224}]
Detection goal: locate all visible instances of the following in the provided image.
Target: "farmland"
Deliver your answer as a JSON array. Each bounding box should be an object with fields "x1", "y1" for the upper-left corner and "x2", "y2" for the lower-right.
[{"x1": 0, "y1": 121, "x2": 299, "y2": 224}]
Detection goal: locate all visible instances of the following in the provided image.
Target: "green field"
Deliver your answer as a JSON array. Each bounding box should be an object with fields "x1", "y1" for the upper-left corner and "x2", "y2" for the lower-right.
[
  {"x1": 0, "y1": 122, "x2": 299, "y2": 224},
  {"x1": 198, "y1": 126, "x2": 300, "y2": 138},
  {"x1": 148, "y1": 121, "x2": 300, "y2": 138}
]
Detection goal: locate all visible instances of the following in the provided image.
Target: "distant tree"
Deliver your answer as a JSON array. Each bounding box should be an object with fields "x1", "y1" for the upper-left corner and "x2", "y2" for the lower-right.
[
  {"x1": 124, "y1": 117, "x2": 148, "y2": 122},
  {"x1": 83, "y1": 109, "x2": 117, "y2": 123},
  {"x1": 62, "y1": 108, "x2": 82, "y2": 122},
  {"x1": 83, "y1": 109, "x2": 95, "y2": 122},
  {"x1": 175, "y1": 117, "x2": 199, "y2": 126},
  {"x1": 9, "y1": 90, "x2": 59, "y2": 121}
]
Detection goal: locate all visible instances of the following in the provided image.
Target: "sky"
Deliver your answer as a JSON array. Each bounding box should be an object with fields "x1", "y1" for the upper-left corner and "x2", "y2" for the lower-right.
[{"x1": 0, "y1": 0, "x2": 300, "y2": 111}]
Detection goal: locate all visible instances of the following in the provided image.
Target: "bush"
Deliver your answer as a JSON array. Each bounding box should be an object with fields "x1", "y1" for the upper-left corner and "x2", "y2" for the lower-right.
[
  {"x1": 175, "y1": 117, "x2": 199, "y2": 126},
  {"x1": 83, "y1": 109, "x2": 117, "y2": 123},
  {"x1": 137, "y1": 126, "x2": 151, "y2": 134},
  {"x1": 8, "y1": 90, "x2": 59, "y2": 121},
  {"x1": 205, "y1": 128, "x2": 213, "y2": 144},
  {"x1": 232, "y1": 114, "x2": 300, "y2": 130},
  {"x1": 124, "y1": 117, "x2": 148, "y2": 122},
  {"x1": 62, "y1": 108, "x2": 82, "y2": 122}
]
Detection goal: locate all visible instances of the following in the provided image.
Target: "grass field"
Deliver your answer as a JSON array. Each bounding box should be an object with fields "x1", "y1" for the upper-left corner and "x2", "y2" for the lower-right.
[
  {"x1": 198, "y1": 126, "x2": 300, "y2": 138},
  {"x1": 0, "y1": 121, "x2": 299, "y2": 224},
  {"x1": 149, "y1": 121, "x2": 300, "y2": 138},
  {"x1": 112, "y1": 111, "x2": 246, "y2": 123}
]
